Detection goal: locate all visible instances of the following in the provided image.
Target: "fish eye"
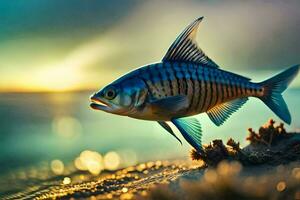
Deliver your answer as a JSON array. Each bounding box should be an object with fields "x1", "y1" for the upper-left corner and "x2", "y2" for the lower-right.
[{"x1": 105, "y1": 88, "x2": 116, "y2": 100}]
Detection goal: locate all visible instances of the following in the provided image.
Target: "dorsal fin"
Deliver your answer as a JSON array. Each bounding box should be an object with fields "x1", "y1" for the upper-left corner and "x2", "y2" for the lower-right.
[{"x1": 162, "y1": 17, "x2": 219, "y2": 68}]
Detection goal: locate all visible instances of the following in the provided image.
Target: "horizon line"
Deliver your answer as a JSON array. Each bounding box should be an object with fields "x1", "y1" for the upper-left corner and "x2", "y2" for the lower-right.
[{"x1": 0, "y1": 87, "x2": 300, "y2": 94}]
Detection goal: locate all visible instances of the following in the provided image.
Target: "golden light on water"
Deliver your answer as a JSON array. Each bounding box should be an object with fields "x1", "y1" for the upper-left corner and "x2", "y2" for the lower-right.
[
  {"x1": 103, "y1": 151, "x2": 121, "y2": 171},
  {"x1": 73, "y1": 150, "x2": 124, "y2": 175},
  {"x1": 50, "y1": 160, "x2": 64, "y2": 175},
  {"x1": 74, "y1": 150, "x2": 104, "y2": 175},
  {"x1": 74, "y1": 157, "x2": 85, "y2": 171},
  {"x1": 121, "y1": 187, "x2": 128, "y2": 193},
  {"x1": 63, "y1": 177, "x2": 71, "y2": 185}
]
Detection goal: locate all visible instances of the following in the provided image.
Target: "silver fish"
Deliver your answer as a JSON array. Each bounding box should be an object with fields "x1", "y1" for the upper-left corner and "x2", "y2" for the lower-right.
[{"x1": 90, "y1": 17, "x2": 299, "y2": 152}]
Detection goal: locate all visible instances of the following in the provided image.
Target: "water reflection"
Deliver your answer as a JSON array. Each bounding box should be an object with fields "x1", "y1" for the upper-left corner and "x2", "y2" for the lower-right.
[{"x1": 0, "y1": 90, "x2": 299, "y2": 174}]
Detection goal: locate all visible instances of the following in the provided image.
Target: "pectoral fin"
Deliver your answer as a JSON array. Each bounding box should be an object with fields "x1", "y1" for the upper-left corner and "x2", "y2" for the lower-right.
[
  {"x1": 207, "y1": 98, "x2": 248, "y2": 126},
  {"x1": 157, "y1": 121, "x2": 182, "y2": 145},
  {"x1": 150, "y1": 95, "x2": 189, "y2": 115},
  {"x1": 171, "y1": 117, "x2": 202, "y2": 152}
]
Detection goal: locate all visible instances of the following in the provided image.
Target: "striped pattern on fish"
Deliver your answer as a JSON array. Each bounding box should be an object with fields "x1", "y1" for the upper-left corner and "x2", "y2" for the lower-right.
[
  {"x1": 132, "y1": 62, "x2": 261, "y2": 118},
  {"x1": 90, "y1": 17, "x2": 299, "y2": 153}
]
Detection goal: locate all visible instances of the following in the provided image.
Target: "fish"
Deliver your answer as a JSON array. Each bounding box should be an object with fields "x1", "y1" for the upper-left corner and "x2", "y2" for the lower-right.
[{"x1": 90, "y1": 17, "x2": 299, "y2": 152}]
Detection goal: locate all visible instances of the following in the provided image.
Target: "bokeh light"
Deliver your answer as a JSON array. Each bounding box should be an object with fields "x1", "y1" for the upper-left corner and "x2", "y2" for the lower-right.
[
  {"x1": 74, "y1": 150, "x2": 104, "y2": 175},
  {"x1": 292, "y1": 167, "x2": 300, "y2": 179},
  {"x1": 73, "y1": 150, "x2": 125, "y2": 174},
  {"x1": 276, "y1": 181, "x2": 286, "y2": 192},
  {"x1": 118, "y1": 150, "x2": 138, "y2": 167},
  {"x1": 63, "y1": 177, "x2": 71, "y2": 185},
  {"x1": 103, "y1": 151, "x2": 121, "y2": 171},
  {"x1": 50, "y1": 160, "x2": 64, "y2": 175},
  {"x1": 52, "y1": 116, "x2": 82, "y2": 138}
]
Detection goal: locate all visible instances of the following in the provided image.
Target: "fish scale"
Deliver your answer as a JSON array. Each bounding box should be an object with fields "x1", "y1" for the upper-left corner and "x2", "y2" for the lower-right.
[{"x1": 138, "y1": 62, "x2": 257, "y2": 115}]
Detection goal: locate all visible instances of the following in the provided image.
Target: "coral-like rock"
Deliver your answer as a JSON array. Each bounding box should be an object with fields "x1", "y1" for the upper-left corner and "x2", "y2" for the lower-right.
[{"x1": 191, "y1": 119, "x2": 300, "y2": 166}]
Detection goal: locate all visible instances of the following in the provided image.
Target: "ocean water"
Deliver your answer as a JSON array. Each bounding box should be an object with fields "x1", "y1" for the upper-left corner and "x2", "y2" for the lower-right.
[{"x1": 0, "y1": 89, "x2": 299, "y2": 174}]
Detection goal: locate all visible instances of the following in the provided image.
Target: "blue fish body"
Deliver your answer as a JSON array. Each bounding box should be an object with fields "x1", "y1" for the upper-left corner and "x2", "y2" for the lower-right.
[
  {"x1": 116, "y1": 61, "x2": 257, "y2": 121},
  {"x1": 90, "y1": 17, "x2": 299, "y2": 152}
]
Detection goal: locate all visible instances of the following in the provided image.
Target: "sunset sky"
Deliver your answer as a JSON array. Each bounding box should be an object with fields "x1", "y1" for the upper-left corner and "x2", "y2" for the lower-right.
[{"x1": 1, "y1": 0, "x2": 300, "y2": 92}]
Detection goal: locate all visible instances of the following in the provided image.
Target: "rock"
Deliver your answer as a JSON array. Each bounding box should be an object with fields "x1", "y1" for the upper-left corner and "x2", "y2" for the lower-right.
[{"x1": 191, "y1": 119, "x2": 300, "y2": 166}]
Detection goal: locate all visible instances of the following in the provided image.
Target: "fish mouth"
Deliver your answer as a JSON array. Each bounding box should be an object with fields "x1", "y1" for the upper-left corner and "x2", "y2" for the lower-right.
[{"x1": 90, "y1": 96, "x2": 110, "y2": 111}]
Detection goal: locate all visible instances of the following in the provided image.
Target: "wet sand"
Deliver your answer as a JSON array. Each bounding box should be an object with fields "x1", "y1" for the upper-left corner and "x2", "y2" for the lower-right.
[
  {"x1": 1, "y1": 160, "x2": 299, "y2": 200},
  {"x1": 1, "y1": 160, "x2": 199, "y2": 199}
]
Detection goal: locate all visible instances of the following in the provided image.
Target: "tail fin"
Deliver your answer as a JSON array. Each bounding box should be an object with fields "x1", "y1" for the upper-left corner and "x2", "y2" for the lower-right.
[{"x1": 259, "y1": 65, "x2": 300, "y2": 124}]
